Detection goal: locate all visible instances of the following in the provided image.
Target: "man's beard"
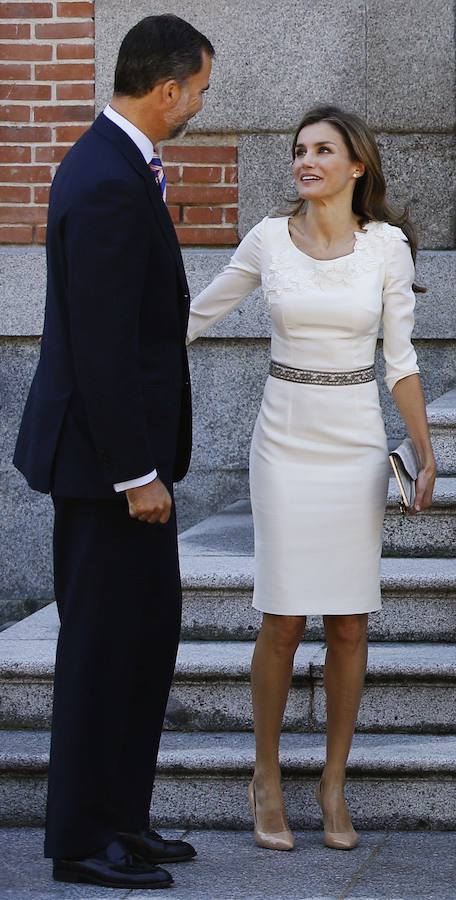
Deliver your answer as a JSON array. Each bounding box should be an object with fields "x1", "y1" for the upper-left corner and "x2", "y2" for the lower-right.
[{"x1": 168, "y1": 119, "x2": 189, "y2": 140}]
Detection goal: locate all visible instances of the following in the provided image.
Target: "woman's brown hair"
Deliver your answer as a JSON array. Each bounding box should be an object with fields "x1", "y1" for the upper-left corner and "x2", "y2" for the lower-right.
[{"x1": 274, "y1": 105, "x2": 425, "y2": 292}]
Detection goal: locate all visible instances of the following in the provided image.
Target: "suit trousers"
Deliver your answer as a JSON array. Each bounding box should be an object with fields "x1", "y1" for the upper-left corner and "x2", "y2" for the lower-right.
[{"x1": 44, "y1": 490, "x2": 182, "y2": 859}]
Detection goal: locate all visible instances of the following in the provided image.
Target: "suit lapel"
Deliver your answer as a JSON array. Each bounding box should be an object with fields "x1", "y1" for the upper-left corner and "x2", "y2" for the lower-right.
[
  {"x1": 93, "y1": 114, "x2": 189, "y2": 298},
  {"x1": 145, "y1": 170, "x2": 189, "y2": 296}
]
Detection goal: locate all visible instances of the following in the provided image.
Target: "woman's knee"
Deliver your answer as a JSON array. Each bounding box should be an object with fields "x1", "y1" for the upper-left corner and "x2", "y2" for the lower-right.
[
  {"x1": 261, "y1": 613, "x2": 306, "y2": 656},
  {"x1": 324, "y1": 614, "x2": 368, "y2": 650}
]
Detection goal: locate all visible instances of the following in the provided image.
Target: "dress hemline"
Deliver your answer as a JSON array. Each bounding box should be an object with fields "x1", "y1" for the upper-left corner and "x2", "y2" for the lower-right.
[{"x1": 252, "y1": 601, "x2": 382, "y2": 616}]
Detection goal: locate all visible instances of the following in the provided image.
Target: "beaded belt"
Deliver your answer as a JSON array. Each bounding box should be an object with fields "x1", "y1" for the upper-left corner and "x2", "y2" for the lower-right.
[{"x1": 269, "y1": 361, "x2": 375, "y2": 386}]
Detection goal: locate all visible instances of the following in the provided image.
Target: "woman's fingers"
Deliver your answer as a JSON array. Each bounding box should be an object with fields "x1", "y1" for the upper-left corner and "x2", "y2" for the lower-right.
[{"x1": 412, "y1": 469, "x2": 435, "y2": 513}]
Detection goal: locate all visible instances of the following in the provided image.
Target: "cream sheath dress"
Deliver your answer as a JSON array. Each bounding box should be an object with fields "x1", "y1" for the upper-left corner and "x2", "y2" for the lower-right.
[{"x1": 186, "y1": 218, "x2": 420, "y2": 616}]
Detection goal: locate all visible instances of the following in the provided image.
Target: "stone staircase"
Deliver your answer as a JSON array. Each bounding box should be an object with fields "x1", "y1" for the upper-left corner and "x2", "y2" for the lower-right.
[{"x1": 0, "y1": 388, "x2": 455, "y2": 830}]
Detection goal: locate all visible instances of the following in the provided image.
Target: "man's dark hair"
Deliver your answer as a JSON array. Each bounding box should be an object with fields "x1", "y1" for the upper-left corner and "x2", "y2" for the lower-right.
[{"x1": 114, "y1": 14, "x2": 215, "y2": 97}]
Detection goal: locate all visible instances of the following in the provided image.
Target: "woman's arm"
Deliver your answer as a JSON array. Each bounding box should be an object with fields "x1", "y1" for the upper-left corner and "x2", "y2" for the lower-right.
[
  {"x1": 382, "y1": 231, "x2": 436, "y2": 512},
  {"x1": 187, "y1": 218, "x2": 265, "y2": 344}
]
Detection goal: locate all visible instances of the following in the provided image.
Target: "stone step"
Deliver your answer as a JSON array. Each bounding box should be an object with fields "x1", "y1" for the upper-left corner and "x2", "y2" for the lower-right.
[
  {"x1": 179, "y1": 481, "x2": 456, "y2": 564},
  {"x1": 1, "y1": 729, "x2": 455, "y2": 829},
  {"x1": 180, "y1": 556, "x2": 456, "y2": 642},
  {"x1": 1, "y1": 636, "x2": 455, "y2": 734},
  {"x1": 5, "y1": 557, "x2": 454, "y2": 645},
  {"x1": 384, "y1": 476, "x2": 455, "y2": 556},
  {"x1": 167, "y1": 641, "x2": 456, "y2": 735},
  {"x1": 427, "y1": 387, "x2": 456, "y2": 475}
]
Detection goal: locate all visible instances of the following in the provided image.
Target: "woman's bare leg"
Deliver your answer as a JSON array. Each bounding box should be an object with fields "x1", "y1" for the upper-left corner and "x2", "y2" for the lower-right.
[
  {"x1": 250, "y1": 612, "x2": 306, "y2": 831},
  {"x1": 320, "y1": 613, "x2": 368, "y2": 830}
]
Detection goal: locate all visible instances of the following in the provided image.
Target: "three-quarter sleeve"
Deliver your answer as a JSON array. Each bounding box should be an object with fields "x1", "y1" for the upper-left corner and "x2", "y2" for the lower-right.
[
  {"x1": 186, "y1": 217, "x2": 265, "y2": 344},
  {"x1": 381, "y1": 230, "x2": 420, "y2": 392}
]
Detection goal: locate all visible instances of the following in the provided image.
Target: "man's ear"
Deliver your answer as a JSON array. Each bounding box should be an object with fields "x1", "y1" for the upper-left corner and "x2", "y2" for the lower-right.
[{"x1": 159, "y1": 79, "x2": 182, "y2": 109}]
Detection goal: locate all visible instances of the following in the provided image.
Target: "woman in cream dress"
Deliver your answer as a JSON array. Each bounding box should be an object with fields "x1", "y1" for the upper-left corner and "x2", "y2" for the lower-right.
[{"x1": 187, "y1": 107, "x2": 436, "y2": 851}]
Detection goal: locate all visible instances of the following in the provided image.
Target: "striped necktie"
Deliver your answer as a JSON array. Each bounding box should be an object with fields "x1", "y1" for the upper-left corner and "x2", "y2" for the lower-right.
[{"x1": 149, "y1": 154, "x2": 167, "y2": 202}]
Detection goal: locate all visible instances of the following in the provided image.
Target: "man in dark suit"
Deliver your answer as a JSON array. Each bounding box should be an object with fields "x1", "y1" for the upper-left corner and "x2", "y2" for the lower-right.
[{"x1": 14, "y1": 15, "x2": 214, "y2": 891}]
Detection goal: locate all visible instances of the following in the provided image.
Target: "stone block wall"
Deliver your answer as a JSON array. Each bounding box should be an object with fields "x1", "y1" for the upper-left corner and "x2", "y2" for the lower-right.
[{"x1": 0, "y1": 0, "x2": 455, "y2": 618}]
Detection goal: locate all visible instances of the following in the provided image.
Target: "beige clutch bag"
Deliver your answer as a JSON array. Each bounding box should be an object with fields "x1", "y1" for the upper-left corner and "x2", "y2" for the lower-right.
[{"x1": 388, "y1": 437, "x2": 421, "y2": 514}]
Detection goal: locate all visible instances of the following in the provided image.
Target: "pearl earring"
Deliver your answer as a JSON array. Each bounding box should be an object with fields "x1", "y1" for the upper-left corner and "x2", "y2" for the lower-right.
[{"x1": 353, "y1": 172, "x2": 360, "y2": 178}]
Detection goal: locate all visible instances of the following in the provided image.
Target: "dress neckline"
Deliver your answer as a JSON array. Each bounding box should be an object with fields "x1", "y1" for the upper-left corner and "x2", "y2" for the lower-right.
[{"x1": 286, "y1": 217, "x2": 369, "y2": 263}]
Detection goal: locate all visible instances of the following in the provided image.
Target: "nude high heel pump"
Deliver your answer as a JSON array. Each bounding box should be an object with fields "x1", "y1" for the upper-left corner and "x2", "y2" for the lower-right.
[
  {"x1": 248, "y1": 780, "x2": 295, "y2": 851},
  {"x1": 315, "y1": 780, "x2": 359, "y2": 850}
]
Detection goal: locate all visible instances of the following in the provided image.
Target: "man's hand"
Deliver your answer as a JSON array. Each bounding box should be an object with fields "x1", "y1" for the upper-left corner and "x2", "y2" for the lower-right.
[{"x1": 126, "y1": 478, "x2": 172, "y2": 524}]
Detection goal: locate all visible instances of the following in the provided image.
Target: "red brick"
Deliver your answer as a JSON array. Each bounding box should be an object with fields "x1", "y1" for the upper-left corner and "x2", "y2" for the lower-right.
[
  {"x1": 57, "y1": 1, "x2": 94, "y2": 15},
  {"x1": 0, "y1": 105, "x2": 30, "y2": 122},
  {"x1": 0, "y1": 63, "x2": 30, "y2": 80},
  {"x1": 0, "y1": 83, "x2": 51, "y2": 100},
  {"x1": 162, "y1": 145, "x2": 237, "y2": 164},
  {"x1": 34, "y1": 184, "x2": 50, "y2": 202},
  {"x1": 224, "y1": 166, "x2": 237, "y2": 184},
  {"x1": 0, "y1": 164, "x2": 51, "y2": 182},
  {"x1": 35, "y1": 223, "x2": 46, "y2": 242},
  {"x1": 57, "y1": 82, "x2": 93, "y2": 100},
  {"x1": 0, "y1": 42, "x2": 52, "y2": 60},
  {"x1": 182, "y1": 165, "x2": 222, "y2": 184},
  {"x1": 57, "y1": 42, "x2": 93, "y2": 60},
  {"x1": 0, "y1": 124, "x2": 51, "y2": 141},
  {"x1": 176, "y1": 226, "x2": 238, "y2": 246},
  {"x1": 35, "y1": 145, "x2": 68, "y2": 163},
  {"x1": 0, "y1": 145, "x2": 30, "y2": 162},
  {"x1": 55, "y1": 124, "x2": 88, "y2": 141},
  {"x1": 35, "y1": 62, "x2": 94, "y2": 81},
  {"x1": 183, "y1": 206, "x2": 223, "y2": 225},
  {"x1": 35, "y1": 22, "x2": 94, "y2": 39},
  {"x1": 167, "y1": 204, "x2": 180, "y2": 224},
  {"x1": 167, "y1": 185, "x2": 238, "y2": 205},
  {"x1": 0, "y1": 23, "x2": 30, "y2": 38},
  {"x1": 224, "y1": 206, "x2": 238, "y2": 225},
  {"x1": 163, "y1": 165, "x2": 180, "y2": 184},
  {"x1": 0, "y1": 205, "x2": 47, "y2": 224},
  {"x1": 0, "y1": 224, "x2": 33, "y2": 243},
  {"x1": 0, "y1": 3, "x2": 53, "y2": 17},
  {"x1": 0, "y1": 184, "x2": 30, "y2": 202},
  {"x1": 34, "y1": 104, "x2": 94, "y2": 122}
]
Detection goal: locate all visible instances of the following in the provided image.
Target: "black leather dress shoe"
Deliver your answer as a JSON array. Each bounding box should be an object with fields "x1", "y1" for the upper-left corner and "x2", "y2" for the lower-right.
[
  {"x1": 53, "y1": 839, "x2": 173, "y2": 889},
  {"x1": 119, "y1": 829, "x2": 197, "y2": 864}
]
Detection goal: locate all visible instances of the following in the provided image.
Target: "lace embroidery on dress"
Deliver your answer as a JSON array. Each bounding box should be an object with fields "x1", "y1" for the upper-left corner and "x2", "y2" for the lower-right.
[{"x1": 263, "y1": 220, "x2": 406, "y2": 294}]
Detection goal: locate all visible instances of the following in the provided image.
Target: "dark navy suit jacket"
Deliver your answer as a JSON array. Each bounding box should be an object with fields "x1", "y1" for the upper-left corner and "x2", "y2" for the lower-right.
[{"x1": 14, "y1": 112, "x2": 192, "y2": 498}]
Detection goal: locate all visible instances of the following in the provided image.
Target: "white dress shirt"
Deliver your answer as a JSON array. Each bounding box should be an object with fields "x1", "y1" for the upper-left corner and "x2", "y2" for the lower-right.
[{"x1": 103, "y1": 104, "x2": 158, "y2": 493}]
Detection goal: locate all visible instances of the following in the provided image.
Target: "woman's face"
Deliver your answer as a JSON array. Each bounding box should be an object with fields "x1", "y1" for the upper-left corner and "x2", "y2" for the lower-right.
[{"x1": 292, "y1": 121, "x2": 364, "y2": 202}]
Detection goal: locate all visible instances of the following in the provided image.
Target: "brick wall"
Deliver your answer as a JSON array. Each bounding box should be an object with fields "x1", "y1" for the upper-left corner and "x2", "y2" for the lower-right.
[
  {"x1": 0, "y1": 1, "x2": 239, "y2": 247},
  {"x1": 162, "y1": 142, "x2": 238, "y2": 245},
  {"x1": 0, "y1": 1, "x2": 95, "y2": 244}
]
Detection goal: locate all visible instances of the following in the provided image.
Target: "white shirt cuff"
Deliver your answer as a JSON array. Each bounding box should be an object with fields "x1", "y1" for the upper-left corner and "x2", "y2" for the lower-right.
[{"x1": 114, "y1": 470, "x2": 158, "y2": 492}]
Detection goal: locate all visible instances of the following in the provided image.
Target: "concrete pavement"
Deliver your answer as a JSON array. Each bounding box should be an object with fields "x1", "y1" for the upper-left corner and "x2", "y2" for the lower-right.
[{"x1": 1, "y1": 828, "x2": 455, "y2": 899}]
